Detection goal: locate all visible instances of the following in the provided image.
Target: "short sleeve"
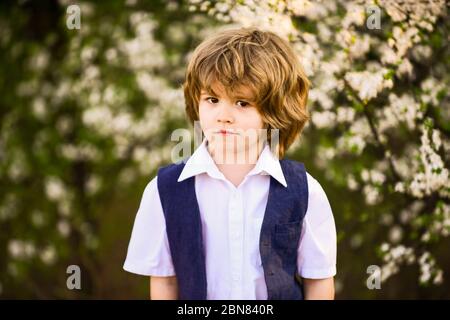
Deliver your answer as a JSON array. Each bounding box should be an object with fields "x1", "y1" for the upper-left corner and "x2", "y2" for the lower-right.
[
  {"x1": 297, "y1": 173, "x2": 337, "y2": 279},
  {"x1": 123, "y1": 176, "x2": 176, "y2": 276}
]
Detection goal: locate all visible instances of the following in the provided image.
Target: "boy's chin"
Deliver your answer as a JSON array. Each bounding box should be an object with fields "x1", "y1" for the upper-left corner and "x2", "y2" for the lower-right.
[{"x1": 208, "y1": 143, "x2": 261, "y2": 163}]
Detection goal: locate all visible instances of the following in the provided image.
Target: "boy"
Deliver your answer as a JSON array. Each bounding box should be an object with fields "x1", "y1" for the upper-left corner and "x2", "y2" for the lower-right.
[{"x1": 123, "y1": 27, "x2": 336, "y2": 300}]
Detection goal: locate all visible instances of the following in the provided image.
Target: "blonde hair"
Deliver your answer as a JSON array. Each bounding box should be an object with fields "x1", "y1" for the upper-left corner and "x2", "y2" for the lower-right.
[{"x1": 183, "y1": 27, "x2": 310, "y2": 158}]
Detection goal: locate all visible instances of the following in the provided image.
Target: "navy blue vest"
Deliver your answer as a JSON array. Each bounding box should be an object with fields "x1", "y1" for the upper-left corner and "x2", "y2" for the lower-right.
[{"x1": 157, "y1": 158, "x2": 309, "y2": 300}]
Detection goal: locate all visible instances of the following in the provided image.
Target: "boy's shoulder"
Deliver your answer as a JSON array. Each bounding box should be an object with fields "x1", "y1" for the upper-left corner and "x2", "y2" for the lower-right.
[
  {"x1": 281, "y1": 157, "x2": 327, "y2": 199},
  {"x1": 279, "y1": 157, "x2": 307, "y2": 180},
  {"x1": 153, "y1": 158, "x2": 191, "y2": 189},
  {"x1": 304, "y1": 170, "x2": 330, "y2": 203},
  {"x1": 142, "y1": 159, "x2": 189, "y2": 196}
]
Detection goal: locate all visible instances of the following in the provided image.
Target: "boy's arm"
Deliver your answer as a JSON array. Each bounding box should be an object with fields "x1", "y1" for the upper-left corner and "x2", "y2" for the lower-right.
[
  {"x1": 149, "y1": 276, "x2": 179, "y2": 300},
  {"x1": 302, "y1": 277, "x2": 335, "y2": 300}
]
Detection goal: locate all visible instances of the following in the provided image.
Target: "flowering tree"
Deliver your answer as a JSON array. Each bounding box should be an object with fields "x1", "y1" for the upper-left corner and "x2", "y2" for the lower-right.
[
  {"x1": 188, "y1": 0, "x2": 450, "y2": 294},
  {"x1": 0, "y1": 0, "x2": 216, "y2": 298},
  {"x1": 0, "y1": 0, "x2": 448, "y2": 298}
]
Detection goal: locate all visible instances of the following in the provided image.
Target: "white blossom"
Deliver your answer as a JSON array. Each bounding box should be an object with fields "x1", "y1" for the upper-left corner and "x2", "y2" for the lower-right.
[
  {"x1": 8, "y1": 239, "x2": 35, "y2": 260},
  {"x1": 40, "y1": 246, "x2": 57, "y2": 265},
  {"x1": 45, "y1": 177, "x2": 67, "y2": 202},
  {"x1": 389, "y1": 225, "x2": 403, "y2": 243},
  {"x1": 336, "y1": 106, "x2": 355, "y2": 123},
  {"x1": 380, "y1": 244, "x2": 415, "y2": 282},
  {"x1": 57, "y1": 220, "x2": 71, "y2": 238},
  {"x1": 311, "y1": 110, "x2": 336, "y2": 128},
  {"x1": 344, "y1": 69, "x2": 393, "y2": 101}
]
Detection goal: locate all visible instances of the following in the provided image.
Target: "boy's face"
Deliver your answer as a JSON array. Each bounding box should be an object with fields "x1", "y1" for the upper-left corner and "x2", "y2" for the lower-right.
[{"x1": 199, "y1": 82, "x2": 266, "y2": 164}]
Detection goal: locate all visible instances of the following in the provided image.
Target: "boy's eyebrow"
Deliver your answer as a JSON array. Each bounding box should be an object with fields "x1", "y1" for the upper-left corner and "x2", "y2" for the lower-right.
[
  {"x1": 234, "y1": 94, "x2": 255, "y2": 101},
  {"x1": 200, "y1": 88, "x2": 219, "y2": 96},
  {"x1": 200, "y1": 89, "x2": 255, "y2": 102},
  {"x1": 231, "y1": 90, "x2": 256, "y2": 102}
]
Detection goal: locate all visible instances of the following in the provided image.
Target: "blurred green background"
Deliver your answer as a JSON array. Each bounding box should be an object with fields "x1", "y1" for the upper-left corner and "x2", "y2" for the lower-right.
[{"x1": 0, "y1": 0, "x2": 449, "y2": 299}]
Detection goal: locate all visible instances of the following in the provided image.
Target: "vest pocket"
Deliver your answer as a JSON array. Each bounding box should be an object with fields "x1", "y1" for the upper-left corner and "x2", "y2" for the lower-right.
[{"x1": 274, "y1": 221, "x2": 302, "y2": 249}]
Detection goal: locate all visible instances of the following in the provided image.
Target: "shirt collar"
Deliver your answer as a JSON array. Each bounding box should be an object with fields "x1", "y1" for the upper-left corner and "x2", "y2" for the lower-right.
[{"x1": 177, "y1": 138, "x2": 287, "y2": 188}]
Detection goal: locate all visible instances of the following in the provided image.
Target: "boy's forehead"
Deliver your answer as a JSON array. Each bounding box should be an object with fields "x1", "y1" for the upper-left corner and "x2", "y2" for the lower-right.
[{"x1": 201, "y1": 82, "x2": 255, "y2": 99}]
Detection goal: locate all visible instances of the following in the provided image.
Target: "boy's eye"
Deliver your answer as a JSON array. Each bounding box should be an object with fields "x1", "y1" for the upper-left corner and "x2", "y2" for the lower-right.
[
  {"x1": 203, "y1": 97, "x2": 251, "y2": 108},
  {"x1": 237, "y1": 100, "x2": 250, "y2": 108},
  {"x1": 205, "y1": 97, "x2": 219, "y2": 104}
]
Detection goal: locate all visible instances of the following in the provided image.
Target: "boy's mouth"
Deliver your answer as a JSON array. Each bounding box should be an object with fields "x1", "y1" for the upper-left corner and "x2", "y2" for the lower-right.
[{"x1": 215, "y1": 129, "x2": 239, "y2": 136}]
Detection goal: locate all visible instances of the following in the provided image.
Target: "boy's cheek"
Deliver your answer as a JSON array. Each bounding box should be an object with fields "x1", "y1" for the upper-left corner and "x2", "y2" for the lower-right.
[
  {"x1": 198, "y1": 103, "x2": 210, "y2": 122},
  {"x1": 198, "y1": 107, "x2": 216, "y2": 133},
  {"x1": 197, "y1": 114, "x2": 209, "y2": 133}
]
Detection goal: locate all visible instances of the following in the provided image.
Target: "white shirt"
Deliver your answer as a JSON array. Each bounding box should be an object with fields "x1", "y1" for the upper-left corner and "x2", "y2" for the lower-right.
[{"x1": 123, "y1": 139, "x2": 337, "y2": 300}]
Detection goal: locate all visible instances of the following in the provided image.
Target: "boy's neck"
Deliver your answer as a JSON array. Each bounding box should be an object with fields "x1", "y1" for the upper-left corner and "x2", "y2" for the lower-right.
[{"x1": 207, "y1": 141, "x2": 264, "y2": 188}]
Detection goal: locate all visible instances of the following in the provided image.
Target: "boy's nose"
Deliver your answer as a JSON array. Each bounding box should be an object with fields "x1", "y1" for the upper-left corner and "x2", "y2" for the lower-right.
[{"x1": 216, "y1": 103, "x2": 234, "y2": 124}]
